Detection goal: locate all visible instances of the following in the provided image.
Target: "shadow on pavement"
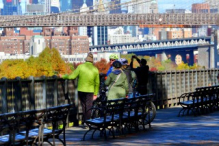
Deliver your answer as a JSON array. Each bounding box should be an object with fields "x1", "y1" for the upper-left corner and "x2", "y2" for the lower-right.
[{"x1": 54, "y1": 106, "x2": 219, "y2": 145}]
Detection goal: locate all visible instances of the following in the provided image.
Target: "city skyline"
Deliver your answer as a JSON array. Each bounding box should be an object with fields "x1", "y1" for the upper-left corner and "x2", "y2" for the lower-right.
[{"x1": 0, "y1": 0, "x2": 206, "y2": 13}]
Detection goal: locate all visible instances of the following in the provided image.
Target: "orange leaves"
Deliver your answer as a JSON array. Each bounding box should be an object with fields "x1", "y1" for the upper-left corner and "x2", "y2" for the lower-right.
[
  {"x1": 0, "y1": 47, "x2": 72, "y2": 79},
  {"x1": 94, "y1": 58, "x2": 110, "y2": 74}
]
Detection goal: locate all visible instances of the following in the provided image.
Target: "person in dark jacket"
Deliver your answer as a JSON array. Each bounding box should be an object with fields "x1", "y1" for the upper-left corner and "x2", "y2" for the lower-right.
[{"x1": 130, "y1": 55, "x2": 149, "y2": 95}]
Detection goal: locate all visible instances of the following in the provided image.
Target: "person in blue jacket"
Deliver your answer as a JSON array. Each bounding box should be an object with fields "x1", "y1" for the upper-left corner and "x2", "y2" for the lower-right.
[{"x1": 106, "y1": 54, "x2": 119, "y2": 76}]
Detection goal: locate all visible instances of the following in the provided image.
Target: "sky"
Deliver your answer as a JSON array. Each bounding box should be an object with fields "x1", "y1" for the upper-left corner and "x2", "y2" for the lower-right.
[
  {"x1": 0, "y1": 0, "x2": 206, "y2": 14},
  {"x1": 158, "y1": 0, "x2": 205, "y2": 13}
]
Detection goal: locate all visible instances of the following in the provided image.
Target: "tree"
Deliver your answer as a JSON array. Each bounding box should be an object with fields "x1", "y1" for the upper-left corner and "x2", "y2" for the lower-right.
[
  {"x1": 161, "y1": 59, "x2": 177, "y2": 71},
  {"x1": 176, "y1": 62, "x2": 190, "y2": 70},
  {"x1": 148, "y1": 57, "x2": 162, "y2": 71},
  {"x1": 65, "y1": 63, "x2": 74, "y2": 74},
  {"x1": 36, "y1": 47, "x2": 54, "y2": 77},
  {"x1": 189, "y1": 63, "x2": 202, "y2": 70},
  {"x1": 0, "y1": 59, "x2": 29, "y2": 79},
  {"x1": 26, "y1": 56, "x2": 38, "y2": 77},
  {"x1": 95, "y1": 58, "x2": 110, "y2": 74},
  {"x1": 50, "y1": 48, "x2": 67, "y2": 75}
]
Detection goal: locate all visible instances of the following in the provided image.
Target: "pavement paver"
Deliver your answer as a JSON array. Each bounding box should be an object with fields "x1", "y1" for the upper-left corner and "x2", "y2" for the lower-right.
[{"x1": 53, "y1": 106, "x2": 219, "y2": 145}]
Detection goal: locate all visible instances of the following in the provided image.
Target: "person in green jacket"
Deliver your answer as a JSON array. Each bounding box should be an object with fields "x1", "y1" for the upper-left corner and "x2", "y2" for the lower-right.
[
  {"x1": 105, "y1": 61, "x2": 129, "y2": 100},
  {"x1": 61, "y1": 53, "x2": 100, "y2": 122}
]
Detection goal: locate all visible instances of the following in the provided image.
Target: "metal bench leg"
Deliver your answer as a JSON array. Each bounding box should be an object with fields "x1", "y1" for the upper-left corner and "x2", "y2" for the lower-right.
[
  {"x1": 82, "y1": 129, "x2": 92, "y2": 141},
  {"x1": 178, "y1": 108, "x2": 184, "y2": 117},
  {"x1": 91, "y1": 130, "x2": 97, "y2": 139},
  {"x1": 103, "y1": 129, "x2": 107, "y2": 140}
]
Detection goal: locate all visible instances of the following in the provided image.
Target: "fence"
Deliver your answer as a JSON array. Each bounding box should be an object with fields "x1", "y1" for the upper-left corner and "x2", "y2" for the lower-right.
[
  {"x1": 148, "y1": 69, "x2": 219, "y2": 109},
  {"x1": 0, "y1": 69, "x2": 219, "y2": 117},
  {"x1": 0, "y1": 76, "x2": 77, "y2": 114}
]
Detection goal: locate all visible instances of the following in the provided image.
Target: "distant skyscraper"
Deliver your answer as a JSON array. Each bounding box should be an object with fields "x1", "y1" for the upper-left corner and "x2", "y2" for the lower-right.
[
  {"x1": 44, "y1": 0, "x2": 51, "y2": 13},
  {"x1": 130, "y1": 0, "x2": 158, "y2": 14},
  {"x1": 87, "y1": 0, "x2": 108, "y2": 45},
  {"x1": 72, "y1": 0, "x2": 93, "y2": 13},
  {"x1": 205, "y1": 0, "x2": 219, "y2": 13},
  {"x1": 127, "y1": 0, "x2": 158, "y2": 36},
  {"x1": 79, "y1": 0, "x2": 89, "y2": 36},
  {"x1": 1, "y1": 0, "x2": 22, "y2": 15},
  {"x1": 32, "y1": 0, "x2": 38, "y2": 4},
  {"x1": 192, "y1": 3, "x2": 210, "y2": 13},
  {"x1": 51, "y1": 0, "x2": 60, "y2": 13},
  {"x1": 109, "y1": 0, "x2": 121, "y2": 14}
]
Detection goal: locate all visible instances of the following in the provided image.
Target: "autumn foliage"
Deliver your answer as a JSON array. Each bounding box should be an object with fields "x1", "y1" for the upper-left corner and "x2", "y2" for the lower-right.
[
  {"x1": 94, "y1": 58, "x2": 110, "y2": 74},
  {"x1": 0, "y1": 47, "x2": 70, "y2": 79},
  {"x1": 0, "y1": 48, "x2": 204, "y2": 79},
  {"x1": 121, "y1": 54, "x2": 202, "y2": 72}
]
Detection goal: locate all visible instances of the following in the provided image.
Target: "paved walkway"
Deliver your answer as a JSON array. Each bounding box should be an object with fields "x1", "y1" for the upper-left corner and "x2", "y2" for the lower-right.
[{"x1": 61, "y1": 106, "x2": 219, "y2": 145}]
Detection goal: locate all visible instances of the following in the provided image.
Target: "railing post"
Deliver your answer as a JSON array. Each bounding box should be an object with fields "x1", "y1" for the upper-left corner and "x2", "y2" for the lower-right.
[
  {"x1": 53, "y1": 75, "x2": 58, "y2": 106},
  {"x1": 65, "y1": 79, "x2": 70, "y2": 104},
  {"x1": 29, "y1": 76, "x2": 35, "y2": 110},
  {"x1": 1, "y1": 77, "x2": 8, "y2": 113},
  {"x1": 14, "y1": 77, "x2": 22, "y2": 112},
  {"x1": 42, "y1": 76, "x2": 47, "y2": 109}
]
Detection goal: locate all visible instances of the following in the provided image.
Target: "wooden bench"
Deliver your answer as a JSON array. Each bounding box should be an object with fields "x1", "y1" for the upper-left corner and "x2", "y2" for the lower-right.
[
  {"x1": 178, "y1": 85, "x2": 219, "y2": 116},
  {"x1": 83, "y1": 94, "x2": 155, "y2": 140}
]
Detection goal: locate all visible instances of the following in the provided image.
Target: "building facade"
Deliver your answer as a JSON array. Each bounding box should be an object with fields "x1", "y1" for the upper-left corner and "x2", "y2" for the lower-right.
[
  {"x1": 29, "y1": 35, "x2": 46, "y2": 55},
  {"x1": 205, "y1": 0, "x2": 219, "y2": 13},
  {"x1": 192, "y1": 3, "x2": 210, "y2": 13},
  {"x1": 108, "y1": 27, "x2": 136, "y2": 44},
  {"x1": 109, "y1": 0, "x2": 121, "y2": 14},
  {"x1": 72, "y1": 0, "x2": 93, "y2": 12},
  {"x1": 79, "y1": 1, "x2": 89, "y2": 36},
  {"x1": 1, "y1": 0, "x2": 22, "y2": 15}
]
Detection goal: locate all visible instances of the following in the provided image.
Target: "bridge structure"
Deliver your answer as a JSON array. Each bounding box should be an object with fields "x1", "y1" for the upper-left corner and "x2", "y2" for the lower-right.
[
  {"x1": 90, "y1": 37, "x2": 218, "y2": 68},
  {"x1": 0, "y1": 13, "x2": 218, "y2": 27}
]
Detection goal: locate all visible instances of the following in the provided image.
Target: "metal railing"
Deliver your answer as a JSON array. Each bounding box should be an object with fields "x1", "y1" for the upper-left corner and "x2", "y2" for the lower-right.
[
  {"x1": 0, "y1": 76, "x2": 76, "y2": 114},
  {"x1": 0, "y1": 69, "x2": 218, "y2": 114},
  {"x1": 148, "y1": 69, "x2": 219, "y2": 109}
]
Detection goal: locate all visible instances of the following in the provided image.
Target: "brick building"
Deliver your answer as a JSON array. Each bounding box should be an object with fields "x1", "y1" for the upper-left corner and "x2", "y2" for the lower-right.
[
  {"x1": 71, "y1": 36, "x2": 89, "y2": 54},
  {"x1": 159, "y1": 28, "x2": 192, "y2": 40},
  {"x1": 192, "y1": 3, "x2": 210, "y2": 13},
  {"x1": 0, "y1": 26, "x2": 89, "y2": 55}
]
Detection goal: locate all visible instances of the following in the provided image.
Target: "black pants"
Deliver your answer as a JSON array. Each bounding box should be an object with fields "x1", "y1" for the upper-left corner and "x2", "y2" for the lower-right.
[
  {"x1": 78, "y1": 91, "x2": 93, "y2": 122},
  {"x1": 137, "y1": 85, "x2": 147, "y2": 95}
]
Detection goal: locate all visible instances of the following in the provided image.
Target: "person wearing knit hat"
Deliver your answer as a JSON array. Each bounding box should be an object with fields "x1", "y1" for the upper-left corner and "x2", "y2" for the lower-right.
[
  {"x1": 61, "y1": 52, "x2": 100, "y2": 124},
  {"x1": 85, "y1": 52, "x2": 94, "y2": 63},
  {"x1": 105, "y1": 61, "x2": 129, "y2": 100}
]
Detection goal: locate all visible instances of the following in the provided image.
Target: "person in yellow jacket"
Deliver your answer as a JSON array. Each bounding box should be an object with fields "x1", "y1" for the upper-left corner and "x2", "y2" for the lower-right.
[{"x1": 61, "y1": 53, "x2": 100, "y2": 122}]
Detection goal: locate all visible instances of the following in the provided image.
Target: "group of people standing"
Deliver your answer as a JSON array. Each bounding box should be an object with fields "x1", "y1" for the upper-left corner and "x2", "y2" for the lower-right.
[
  {"x1": 60, "y1": 52, "x2": 149, "y2": 123},
  {"x1": 105, "y1": 54, "x2": 149, "y2": 100}
]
